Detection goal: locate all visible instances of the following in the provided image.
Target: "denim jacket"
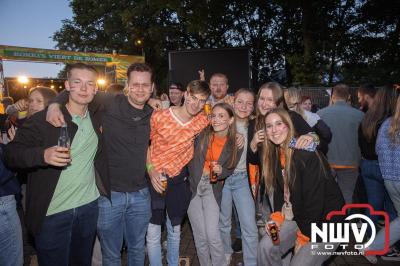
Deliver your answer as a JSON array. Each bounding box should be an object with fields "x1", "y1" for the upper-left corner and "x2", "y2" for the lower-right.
[{"x1": 376, "y1": 118, "x2": 400, "y2": 182}]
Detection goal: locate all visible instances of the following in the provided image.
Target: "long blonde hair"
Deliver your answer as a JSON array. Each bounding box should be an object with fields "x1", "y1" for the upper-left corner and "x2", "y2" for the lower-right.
[
  {"x1": 389, "y1": 94, "x2": 400, "y2": 142},
  {"x1": 261, "y1": 108, "x2": 295, "y2": 191}
]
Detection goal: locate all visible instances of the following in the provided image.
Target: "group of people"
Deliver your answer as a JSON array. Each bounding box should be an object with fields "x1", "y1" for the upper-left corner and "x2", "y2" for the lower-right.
[{"x1": 0, "y1": 61, "x2": 399, "y2": 266}]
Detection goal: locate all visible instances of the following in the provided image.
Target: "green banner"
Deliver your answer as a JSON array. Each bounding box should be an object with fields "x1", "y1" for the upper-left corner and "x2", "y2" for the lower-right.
[
  {"x1": 0, "y1": 45, "x2": 144, "y2": 82},
  {"x1": 3, "y1": 49, "x2": 112, "y2": 64}
]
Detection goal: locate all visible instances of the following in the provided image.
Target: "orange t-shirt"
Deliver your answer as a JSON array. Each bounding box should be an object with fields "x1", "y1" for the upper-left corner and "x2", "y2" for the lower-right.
[
  {"x1": 203, "y1": 134, "x2": 227, "y2": 174},
  {"x1": 150, "y1": 108, "x2": 209, "y2": 177},
  {"x1": 279, "y1": 148, "x2": 286, "y2": 169}
]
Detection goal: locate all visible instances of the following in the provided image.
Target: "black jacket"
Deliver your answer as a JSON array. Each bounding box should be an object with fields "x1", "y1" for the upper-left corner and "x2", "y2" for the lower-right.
[
  {"x1": 272, "y1": 149, "x2": 345, "y2": 238},
  {"x1": 0, "y1": 144, "x2": 20, "y2": 197},
  {"x1": 149, "y1": 167, "x2": 192, "y2": 226},
  {"x1": 247, "y1": 111, "x2": 313, "y2": 207},
  {"x1": 4, "y1": 105, "x2": 110, "y2": 236},
  {"x1": 188, "y1": 132, "x2": 243, "y2": 206},
  {"x1": 312, "y1": 119, "x2": 332, "y2": 155}
]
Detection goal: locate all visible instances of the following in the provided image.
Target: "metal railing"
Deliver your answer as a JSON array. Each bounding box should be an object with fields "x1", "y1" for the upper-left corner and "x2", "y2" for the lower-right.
[{"x1": 298, "y1": 87, "x2": 359, "y2": 109}]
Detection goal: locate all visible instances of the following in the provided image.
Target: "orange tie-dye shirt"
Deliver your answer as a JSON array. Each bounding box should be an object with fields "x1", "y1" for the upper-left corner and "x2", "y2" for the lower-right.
[{"x1": 149, "y1": 108, "x2": 209, "y2": 177}]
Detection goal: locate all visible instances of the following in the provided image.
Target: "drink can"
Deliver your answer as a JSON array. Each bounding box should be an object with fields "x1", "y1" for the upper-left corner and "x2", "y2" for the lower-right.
[
  {"x1": 267, "y1": 221, "x2": 280, "y2": 245},
  {"x1": 161, "y1": 179, "x2": 167, "y2": 191},
  {"x1": 160, "y1": 173, "x2": 167, "y2": 195}
]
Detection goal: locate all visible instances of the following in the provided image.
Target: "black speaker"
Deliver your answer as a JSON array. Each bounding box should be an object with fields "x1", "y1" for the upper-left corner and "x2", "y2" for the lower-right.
[{"x1": 168, "y1": 47, "x2": 251, "y2": 93}]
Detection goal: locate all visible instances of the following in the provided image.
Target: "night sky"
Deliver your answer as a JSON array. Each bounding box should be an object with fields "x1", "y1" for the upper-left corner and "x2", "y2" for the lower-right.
[{"x1": 0, "y1": 0, "x2": 72, "y2": 78}]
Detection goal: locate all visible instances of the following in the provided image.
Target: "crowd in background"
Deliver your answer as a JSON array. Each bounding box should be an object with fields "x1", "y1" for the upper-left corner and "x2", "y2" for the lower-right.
[{"x1": 0, "y1": 62, "x2": 399, "y2": 266}]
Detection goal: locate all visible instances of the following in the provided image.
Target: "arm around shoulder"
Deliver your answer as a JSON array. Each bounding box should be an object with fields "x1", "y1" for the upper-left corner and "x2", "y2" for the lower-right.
[{"x1": 4, "y1": 113, "x2": 47, "y2": 169}]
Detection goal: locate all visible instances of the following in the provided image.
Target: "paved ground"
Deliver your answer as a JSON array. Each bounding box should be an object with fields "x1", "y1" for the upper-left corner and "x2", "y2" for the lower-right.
[
  {"x1": 22, "y1": 214, "x2": 398, "y2": 266},
  {"x1": 177, "y1": 219, "x2": 398, "y2": 266}
]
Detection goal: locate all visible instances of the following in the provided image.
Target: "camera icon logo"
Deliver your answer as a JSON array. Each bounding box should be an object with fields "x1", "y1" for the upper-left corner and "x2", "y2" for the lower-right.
[{"x1": 311, "y1": 204, "x2": 389, "y2": 256}]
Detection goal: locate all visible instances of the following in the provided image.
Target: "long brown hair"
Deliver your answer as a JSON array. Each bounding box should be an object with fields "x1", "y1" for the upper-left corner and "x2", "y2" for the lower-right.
[
  {"x1": 361, "y1": 86, "x2": 397, "y2": 141},
  {"x1": 262, "y1": 108, "x2": 332, "y2": 193},
  {"x1": 200, "y1": 103, "x2": 238, "y2": 168},
  {"x1": 261, "y1": 108, "x2": 295, "y2": 191}
]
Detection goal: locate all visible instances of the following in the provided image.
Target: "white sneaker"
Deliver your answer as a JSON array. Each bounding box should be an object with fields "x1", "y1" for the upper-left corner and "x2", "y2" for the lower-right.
[{"x1": 225, "y1": 253, "x2": 232, "y2": 265}]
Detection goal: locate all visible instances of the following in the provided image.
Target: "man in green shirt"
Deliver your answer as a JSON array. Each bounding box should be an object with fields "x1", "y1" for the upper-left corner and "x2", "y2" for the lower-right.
[{"x1": 5, "y1": 63, "x2": 110, "y2": 266}]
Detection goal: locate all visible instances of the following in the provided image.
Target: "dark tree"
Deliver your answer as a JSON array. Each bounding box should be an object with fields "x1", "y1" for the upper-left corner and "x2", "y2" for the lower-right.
[{"x1": 53, "y1": 0, "x2": 400, "y2": 88}]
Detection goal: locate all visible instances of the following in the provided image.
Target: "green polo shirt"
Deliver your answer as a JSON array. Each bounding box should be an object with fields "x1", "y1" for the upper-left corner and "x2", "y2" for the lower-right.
[{"x1": 46, "y1": 112, "x2": 99, "y2": 216}]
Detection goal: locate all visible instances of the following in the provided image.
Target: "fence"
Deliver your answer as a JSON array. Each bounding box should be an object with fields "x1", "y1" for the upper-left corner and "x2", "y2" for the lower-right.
[{"x1": 298, "y1": 87, "x2": 359, "y2": 110}]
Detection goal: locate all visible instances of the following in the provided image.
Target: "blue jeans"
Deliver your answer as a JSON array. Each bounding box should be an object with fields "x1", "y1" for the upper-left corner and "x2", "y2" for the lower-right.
[
  {"x1": 360, "y1": 159, "x2": 397, "y2": 224},
  {"x1": 146, "y1": 214, "x2": 181, "y2": 266},
  {"x1": 35, "y1": 199, "x2": 98, "y2": 266},
  {"x1": 369, "y1": 180, "x2": 400, "y2": 251},
  {"x1": 97, "y1": 188, "x2": 151, "y2": 266},
  {"x1": 0, "y1": 195, "x2": 22, "y2": 266},
  {"x1": 219, "y1": 171, "x2": 258, "y2": 266},
  {"x1": 233, "y1": 204, "x2": 241, "y2": 239}
]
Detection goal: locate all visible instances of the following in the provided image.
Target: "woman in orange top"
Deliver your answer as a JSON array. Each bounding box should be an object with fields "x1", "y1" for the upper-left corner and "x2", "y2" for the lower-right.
[{"x1": 188, "y1": 103, "x2": 242, "y2": 266}]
